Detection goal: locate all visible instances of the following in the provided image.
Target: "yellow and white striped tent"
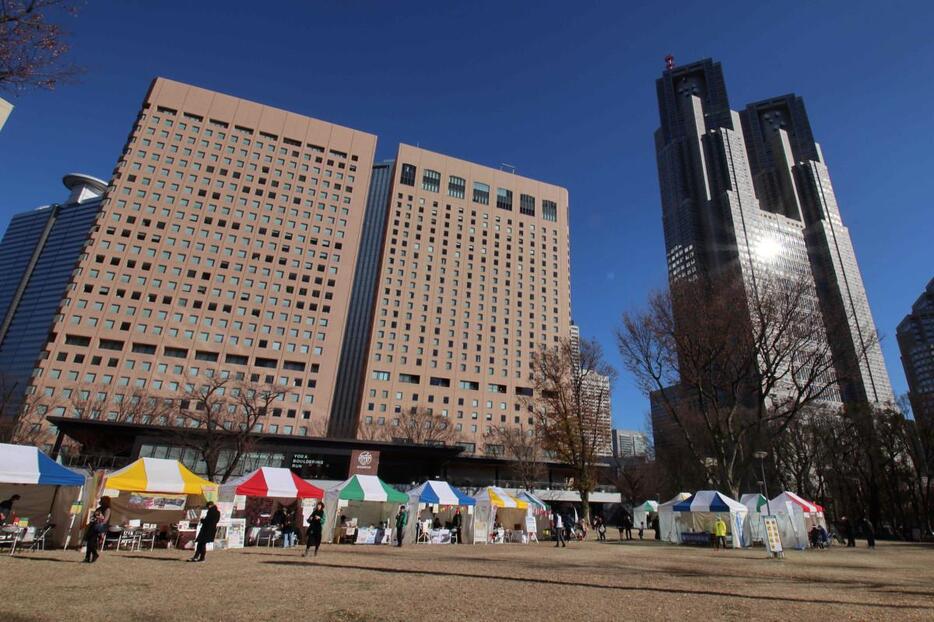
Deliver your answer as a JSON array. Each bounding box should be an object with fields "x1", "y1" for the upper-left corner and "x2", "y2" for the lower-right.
[
  {"x1": 475, "y1": 486, "x2": 528, "y2": 509},
  {"x1": 470, "y1": 487, "x2": 529, "y2": 543},
  {"x1": 104, "y1": 457, "x2": 217, "y2": 496}
]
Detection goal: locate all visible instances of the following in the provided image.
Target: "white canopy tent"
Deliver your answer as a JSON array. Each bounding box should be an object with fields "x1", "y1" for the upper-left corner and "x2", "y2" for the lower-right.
[
  {"x1": 768, "y1": 491, "x2": 827, "y2": 550},
  {"x1": 323, "y1": 475, "x2": 407, "y2": 544},
  {"x1": 740, "y1": 493, "x2": 768, "y2": 544},
  {"x1": 632, "y1": 500, "x2": 658, "y2": 531},
  {"x1": 470, "y1": 487, "x2": 529, "y2": 543},
  {"x1": 657, "y1": 492, "x2": 690, "y2": 543},
  {"x1": 671, "y1": 491, "x2": 749, "y2": 548}
]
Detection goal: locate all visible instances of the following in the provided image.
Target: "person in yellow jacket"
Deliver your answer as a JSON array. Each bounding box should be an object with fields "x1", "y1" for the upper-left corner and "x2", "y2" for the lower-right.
[{"x1": 713, "y1": 515, "x2": 728, "y2": 550}]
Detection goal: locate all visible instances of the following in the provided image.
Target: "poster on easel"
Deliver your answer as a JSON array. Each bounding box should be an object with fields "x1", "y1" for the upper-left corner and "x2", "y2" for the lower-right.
[{"x1": 762, "y1": 515, "x2": 784, "y2": 559}]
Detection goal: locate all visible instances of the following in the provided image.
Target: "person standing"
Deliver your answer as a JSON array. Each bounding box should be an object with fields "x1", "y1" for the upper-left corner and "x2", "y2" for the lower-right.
[
  {"x1": 188, "y1": 502, "x2": 220, "y2": 562},
  {"x1": 303, "y1": 502, "x2": 325, "y2": 557},
  {"x1": 713, "y1": 515, "x2": 728, "y2": 550},
  {"x1": 0, "y1": 495, "x2": 21, "y2": 525},
  {"x1": 451, "y1": 509, "x2": 462, "y2": 544},
  {"x1": 638, "y1": 521, "x2": 645, "y2": 540},
  {"x1": 862, "y1": 517, "x2": 876, "y2": 549},
  {"x1": 623, "y1": 511, "x2": 633, "y2": 541},
  {"x1": 394, "y1": 505, "x2": 407, "y2": 547},
  {"x1": 552, "y1": 508, "x2": 566, "y2": 547},
  {"x1": 652, "y1": 515, "x2": 660, "y2": 541},
  {"x1": 841, "y1": 516, "x2": 856, "y2": 547}
]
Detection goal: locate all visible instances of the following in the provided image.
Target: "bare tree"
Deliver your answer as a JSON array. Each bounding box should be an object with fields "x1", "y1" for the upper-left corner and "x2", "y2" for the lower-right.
[
  {"x1": 392, "y1": 407, "x2": 457, "y2": 446},
  {"x1": 173, "y1": 373, "x2": 289, "y2": 483},
  {"x1": 484, "y1": 424, "x2": 544, "y2": 491},
  {"x1": 528, "y1": 337, "x2": 615, "y2": 524},
  {"x1": 617, "y1": 273, "x2": 862, "y2": 498},
  {"x1": 0, "y1": 390, "x2": 52, "y2": 446},
  {"x1": 0, "y1": 0, "x2": 81, "y2": 93}
]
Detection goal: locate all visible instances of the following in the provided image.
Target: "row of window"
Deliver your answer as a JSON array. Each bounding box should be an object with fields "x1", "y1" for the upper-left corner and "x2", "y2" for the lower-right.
[{"x1": 399, "y1": 163, "x2": 558, "y2": 221}]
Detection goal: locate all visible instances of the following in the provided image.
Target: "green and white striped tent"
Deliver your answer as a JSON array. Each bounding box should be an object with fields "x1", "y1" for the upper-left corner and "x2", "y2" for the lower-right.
[{"x1": 324, "y1": 475, "x2": 408, "y2": 543}]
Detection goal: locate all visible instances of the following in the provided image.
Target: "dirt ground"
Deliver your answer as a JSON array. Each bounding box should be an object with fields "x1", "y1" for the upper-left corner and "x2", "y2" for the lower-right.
[{"x1": 0, "y1": 538, "x2": 931, "y2": 621}]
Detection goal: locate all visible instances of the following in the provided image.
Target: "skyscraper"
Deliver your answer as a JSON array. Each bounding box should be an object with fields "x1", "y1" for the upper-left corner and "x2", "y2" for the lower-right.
[
  {"x1": 611, "y1": 429, "x2": 648, "y2": 459},
  {"x1": 352, "y1": 144, "x2": 572, "y2": 454},
  {"x1": 0, "y1": 174, "x2": 106, "y2": 418},
  {"x1": 897, "y1": 278, "x2": 934, "y2": 429},
  {"x1": 27, "y1": 77, "x2": 377, "y2": 439},
  {"x1": 654, "y1": 57, "x2": 893, "y2": 406}
]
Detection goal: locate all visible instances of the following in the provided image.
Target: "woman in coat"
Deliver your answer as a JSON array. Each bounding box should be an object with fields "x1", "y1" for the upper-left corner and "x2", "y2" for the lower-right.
[
  {"x1": 188, "y1": 501, "x2": 220, "y2": 563},
  {"x1": 303, "y1": 501, "x2": 326, "y2": 557}
]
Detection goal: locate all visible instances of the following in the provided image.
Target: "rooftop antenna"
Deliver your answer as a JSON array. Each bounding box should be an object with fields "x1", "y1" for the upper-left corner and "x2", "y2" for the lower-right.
[
  {"x1": 500, "y1": 163, "x2": 516, "y2": 174},
  {"x1": 665, "y1": 54, "x2": 675, "y2": 70}
]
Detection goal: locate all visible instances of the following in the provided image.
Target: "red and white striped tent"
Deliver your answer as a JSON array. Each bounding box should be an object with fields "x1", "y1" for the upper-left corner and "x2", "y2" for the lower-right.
[
  {"x1": 768, "y1": 491, "x2": 827, "y2": 550},
  {"x1": 219, "y1": 467, "x2": 324, "y2": 499}
]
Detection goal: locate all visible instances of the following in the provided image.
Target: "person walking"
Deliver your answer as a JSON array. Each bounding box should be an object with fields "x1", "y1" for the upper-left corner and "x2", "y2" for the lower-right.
[
  {"x1": 82, "y1": 509, "x2": 103, "y2": 563},
  {"x1": 552, "y1": 508, "x2": 566, "y2": 547},
  {"x1": 303, "y1": 502, "x2": 325, "y2": 557},
  {"x1": 623, "y1": 511, "x2": 633, "y2": 541},
  {"x1": 394, "y1": 505, "x2": 408, "y2": 547},
  {"x1": 652, "y1": 515, "x2": 660, "y2": 541},
  {"x1": 188, "y1": 501, "x2": 220, "y2": 562},
  {"x1": 0, "y1": 494, "x2": 21, "y2": 525},
  {"x1": 862, "y1": 517, "x2": 876, "y2": 549},
  {"x1": 713, "y1": 515, "x2": 728, "y2": 550},
  {"x1": 595, "y1": 515, "x2": 607, "y2": 542},
  {"x1": 638, "y1": 521, "x2": 645, "y2": 540}
]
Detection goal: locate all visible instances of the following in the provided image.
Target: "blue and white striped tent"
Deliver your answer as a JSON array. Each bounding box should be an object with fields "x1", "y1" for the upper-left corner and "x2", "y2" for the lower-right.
[
  {"x1": 408, "y1": 480, "x2": 475, "y2": 506},
  {"x1": 0, "y1": 443, "x2": 83, "y2": 487},
  {"x1": 672, "y1": 490, "x2": 748, "y2": 548}
]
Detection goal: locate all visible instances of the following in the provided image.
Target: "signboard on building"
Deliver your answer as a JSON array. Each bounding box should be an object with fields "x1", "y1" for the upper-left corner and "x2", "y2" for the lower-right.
[{"x1": 349, "y1": 449, "x2": 380, "y2": 476}]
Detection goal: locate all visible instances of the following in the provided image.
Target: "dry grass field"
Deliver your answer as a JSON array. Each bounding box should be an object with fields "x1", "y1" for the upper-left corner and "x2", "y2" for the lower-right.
[{"x1": 0, "y1": 538, "x2": 932, "y2": 621}]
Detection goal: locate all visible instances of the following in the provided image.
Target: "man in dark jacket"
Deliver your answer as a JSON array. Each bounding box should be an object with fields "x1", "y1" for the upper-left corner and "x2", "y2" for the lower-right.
[
  {"x1": 189, "y1": 502, "x2": 221, "y2": 562},
  {"x1": 394, "y1": 505, "x2": 408, "y2": 547}
]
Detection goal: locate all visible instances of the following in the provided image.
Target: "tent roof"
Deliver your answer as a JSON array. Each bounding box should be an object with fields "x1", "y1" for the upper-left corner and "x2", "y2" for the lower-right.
[
  {"x1": 516, "y1": 491, "x2": 548, "y2": 510},
  {"x1": 634, "y1": 500, "x2": 659, "y2": 512},
  {"x1": 740, "y1": 493, "x2": 769, "y2": 513},
  {"x1": 409, "y1": 480, "x2": 475, "y2": 506},
  {"x1": 769, "y1": 491, "x2": 823, "y2": 514},
  {"x1": 220, "y1": 467, "x2": 323, "y2": 499},
  {"x1": 658, "y1": 492, "x2": 691, "y2": 511},
  {"x1": 673, "y1": 490, "x2": 746, "y2": 513},
  {"x1": 104, "y1": 458, "x2": 217, "y2": 495},
  {"x1": 0, "y1": 443, "x2": 84, "y2": 487},
  {"x1": 329, "y1": 474, "x2": 407, "y2": 504},
  {"x1": 474, "y1": 486, "x2": 528, "y2": 509}
]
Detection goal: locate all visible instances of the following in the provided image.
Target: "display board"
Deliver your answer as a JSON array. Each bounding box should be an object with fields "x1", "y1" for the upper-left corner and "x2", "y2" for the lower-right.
[
  {"x1": 762, "y1": 515, "x2": 784, "y2": 559},
  {"x1": 226, "y1": 518, "x2": 246, "y2": 549}
]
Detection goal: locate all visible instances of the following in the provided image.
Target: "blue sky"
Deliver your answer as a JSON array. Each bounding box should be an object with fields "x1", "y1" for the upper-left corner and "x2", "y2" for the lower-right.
[{"x1": 1, "y1": 1, "x2": 931, "y2": 432}]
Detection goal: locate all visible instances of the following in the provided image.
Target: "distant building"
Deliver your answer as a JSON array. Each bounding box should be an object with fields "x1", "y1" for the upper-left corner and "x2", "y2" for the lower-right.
[
  {"x1": 583, "y1": 371, "x2": 612, "y2": 456},
  {"x1": 897, "y1": 278, "x2": 934, "y2": 429},
  {"x1": 612, "y1": 428, "x2": 648, "y2": 459},
  {"x1": 0, "y1": 174, "x2": 106, "y2": 418},
  {"x1": 0, "y1": 98, "x2": 12, "y2": 131}
]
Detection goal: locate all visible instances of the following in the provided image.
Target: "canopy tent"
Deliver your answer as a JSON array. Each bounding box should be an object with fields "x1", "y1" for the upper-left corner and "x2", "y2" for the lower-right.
[
  {"x1": 768, "y1": 491, "x2": 827, "y2": 550},
  {"x1": 740, "y1": 493, "x2": 768, "y2": 544},
  {"x1": 219, "y1": 467, "x2": 324, "y2": 500},
  {"x1": 672, "y1": 491, "x2": 749, "y2": 548},
  {"x1": 657, "y1": 492, "x2": 691, "y2": 543},
  {"x1": 516, "y1": 491, "x2": 550, "y2": 540},
  {"x1": 104, "y1": 458, "x2": 217, "y2": 496},
  {"x1": 0, "y1": 443, "x2": 88, "y2": 548},
  {"x1": 516, "y1": 491, "x2": 549, "y2": 512},
  {"x1": 470, "y1": 486, "x2": 529, "y2": 543},
  {"x1": 405, "y1": 480, "x2": 475, "y2": 544},
  {"x1": 632, "y1": 500, "x2": 659, "y2": 531},
  {"x1": 323, "y1": 475, "x2": 407, "y2": 544},
  {"x1": 100, "y1": 458, "x2": 218, "y2": 526}
]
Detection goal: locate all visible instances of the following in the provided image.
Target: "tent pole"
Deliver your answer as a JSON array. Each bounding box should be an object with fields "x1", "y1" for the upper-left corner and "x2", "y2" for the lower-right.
[{"x1": 63, "y1": 484, "x2": 84, "y2": 550}]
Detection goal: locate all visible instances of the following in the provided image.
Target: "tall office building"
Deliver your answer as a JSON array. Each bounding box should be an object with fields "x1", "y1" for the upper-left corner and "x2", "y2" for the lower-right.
[
  {"x1": 0, "y1": 174, "x2": 106, "y2": 417},
  {"x1": 27, "y1": 78, "x2": 377, "y2": 438},
  {"x1": 612, "y1": 429, "x2": 648, "y2": 459},
  {"x1": 654, "y1": 57, "x2": 893, "y2": 406},
  {"x1": 898, "y1": 278, "x2": 934, "y2": 429},
  {"x1": 352, "y1": 144, "x2": 572, "y2": 454}
]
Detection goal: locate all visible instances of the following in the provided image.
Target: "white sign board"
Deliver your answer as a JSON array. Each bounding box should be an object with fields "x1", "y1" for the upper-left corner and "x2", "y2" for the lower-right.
[{"x1": 762, "y1": 515, "x2": 784, "y2": 559}]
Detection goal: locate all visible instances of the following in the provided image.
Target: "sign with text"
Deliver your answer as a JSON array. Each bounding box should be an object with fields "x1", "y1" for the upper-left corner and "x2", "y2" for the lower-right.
[
  {"x1": 762, "y1": 515, "x2": 784, "y2": 559},
  {"x1": 349, "y1": 449, "x2": 380, "y2": 476}
]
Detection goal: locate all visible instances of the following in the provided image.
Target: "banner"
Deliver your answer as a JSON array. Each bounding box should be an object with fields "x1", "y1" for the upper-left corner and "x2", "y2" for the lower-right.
[
  {"x1": 127, "y1": 493, "x2": 187, "y2": 511},
  {"x1": 349, "y1": 449, "x2": 380, "y2": 476}
]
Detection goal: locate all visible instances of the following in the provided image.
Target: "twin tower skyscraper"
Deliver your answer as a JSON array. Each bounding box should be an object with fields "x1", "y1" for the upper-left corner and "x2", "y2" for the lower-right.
[{"x1": 654, "y1": 57, "x2": 893, "y2": 407}]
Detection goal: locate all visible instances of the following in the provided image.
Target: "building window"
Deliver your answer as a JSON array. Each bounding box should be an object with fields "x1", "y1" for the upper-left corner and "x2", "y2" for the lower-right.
[
  {"x1": 422, "y1": 169, "x2": 440, "y2": 193},
  {"x1": 496, "y1": 188, "x2": 512, "y2": 211},
  {"x1": 448, "y1": 176, "x2": 465, "y2": 199},
  {"x1": 400, "y1": 164, "x2": 416, "y2": 186},
  {"x1": 542, "y1": 199, "x2": 557, "y2": 222},
  {"x1": 520, "y1": 194, "x2": 535, "y2": 216},
  {"x1": 372, "y1": 370, "x2": 390, "y2": 381},
  {"x1": 472, "y1": 182, "x2": 489, "y2": 205}
]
